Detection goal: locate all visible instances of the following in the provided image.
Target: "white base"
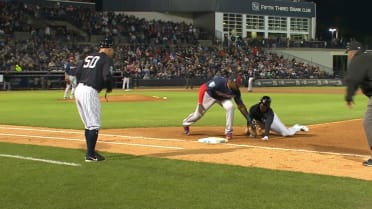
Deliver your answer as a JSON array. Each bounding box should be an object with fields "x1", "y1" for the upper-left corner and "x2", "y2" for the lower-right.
[{"x1": 198, "y1": 137, "x2": 228, "y2": 144}]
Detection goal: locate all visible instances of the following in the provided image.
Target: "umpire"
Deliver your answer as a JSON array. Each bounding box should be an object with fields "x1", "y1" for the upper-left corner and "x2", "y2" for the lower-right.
[
  {"x1": 75, "y1": 37, "x2": 114, "y2": 162},
  {"x1": 344, "y1": 40, "x2": 372, "y2": 167}
]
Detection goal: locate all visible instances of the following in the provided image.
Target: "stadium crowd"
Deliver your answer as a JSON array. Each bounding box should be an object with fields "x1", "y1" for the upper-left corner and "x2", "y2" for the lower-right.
[{"x1": 0, "y1": 1, "x2": 333, "y2": 81}]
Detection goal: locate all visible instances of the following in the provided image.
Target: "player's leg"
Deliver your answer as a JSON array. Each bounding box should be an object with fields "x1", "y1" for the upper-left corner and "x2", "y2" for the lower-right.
[
  {"x1": 221, "y1": 99, "x2": 235, "y2": 138},
  {"x1": 70, "y1": 76, "x2": 77, "y2": 99},
  {"x1": 75, "y1": 84, "x2": 102, "y2": 160},
  {"x1": 126, "y1": 77, "x2": 130, "y2": 89},
  {"x1": 183, "y1": 92, "x2": 215, "y2": 125},
  {"x1": 363, "y1": 97, "x2": 372, "y2": 166},
  {"x1": 182, "y1": 92, "x2": 216, "y2": 128},
  {"x1": 248, "y1": 77, "x2": 254, "y2": 92},
  {"x1": 270, "y1": 113, "x2": 299, "y2": 136},
  {"x1": 64, "y1": 83, "x2": 71, "y2": 99}
]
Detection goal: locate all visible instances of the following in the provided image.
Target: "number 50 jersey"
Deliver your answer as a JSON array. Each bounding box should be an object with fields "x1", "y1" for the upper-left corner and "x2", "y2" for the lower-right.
[{"x1": 76, "y1": 52, "x2": 114, "y2": 93}]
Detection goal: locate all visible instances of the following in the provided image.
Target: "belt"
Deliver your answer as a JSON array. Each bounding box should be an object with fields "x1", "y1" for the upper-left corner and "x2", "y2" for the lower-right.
[{"x1": 79, "y1": 83, "x2": 98, "y2": 92}]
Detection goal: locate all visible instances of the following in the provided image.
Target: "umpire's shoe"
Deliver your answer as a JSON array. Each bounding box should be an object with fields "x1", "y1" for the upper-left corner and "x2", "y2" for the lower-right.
[
  {"x1": 363, "y1": 159, "x2": 372, "y2": 167},
  {"x1": 85, "y1": 152, "x2": 105, "y2": 162}
]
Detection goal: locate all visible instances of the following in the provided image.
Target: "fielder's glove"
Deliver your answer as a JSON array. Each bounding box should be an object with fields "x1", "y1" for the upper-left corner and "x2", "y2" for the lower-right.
[{"x1": 244, "y1": 125, "x2": 257, "y2": 138}]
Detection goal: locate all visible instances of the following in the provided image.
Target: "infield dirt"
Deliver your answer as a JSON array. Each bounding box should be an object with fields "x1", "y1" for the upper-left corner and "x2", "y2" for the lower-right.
[{"x1": 1, "y1": 87, "x2": 371, "y2": 180}]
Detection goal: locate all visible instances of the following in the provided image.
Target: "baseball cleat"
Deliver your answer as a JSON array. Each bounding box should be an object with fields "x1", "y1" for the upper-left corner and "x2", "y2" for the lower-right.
[
  {"x1": 363, "y1": 159, "x2": 372, "y2": 167},
  {"x1": 183, "y1": 126, "x2": 190, "y2": 135},
  {"x1": 85, "y1": 152, "x2": 105, "y2": 162},
  {"x1": 225, "y1": 132, "x2": 232, "y2": 141},
  {"x1": 300, "y1": 126, "x2": 309, "y2": 132}
]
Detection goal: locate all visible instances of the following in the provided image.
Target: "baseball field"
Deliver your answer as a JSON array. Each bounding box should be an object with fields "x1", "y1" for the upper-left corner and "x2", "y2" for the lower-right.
[{"x1": 1, "y1": 87, "x2": 372, "y2": 209}]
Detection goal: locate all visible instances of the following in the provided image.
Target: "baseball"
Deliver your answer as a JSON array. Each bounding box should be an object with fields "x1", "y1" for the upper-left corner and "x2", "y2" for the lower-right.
[{"x1": 163, "y1": 97, "x2": 167, "y2": 99}]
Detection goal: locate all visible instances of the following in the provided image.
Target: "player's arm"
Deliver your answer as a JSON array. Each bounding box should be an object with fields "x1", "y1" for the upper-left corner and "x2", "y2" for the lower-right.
[
  {"x1": 102, "y1": 60, "x2": 114, "y2": 93},
  {"x1": 263, "y1": 111, "x2": 274, "y2": 137},
  {"x1": 197, "y1": 84, "x2": 207, "y2": 114},
  {"x1": 233, "y1": 90, "x2": 250, "y2": 120},
  {"x1": 345, "y1": 55, "x2": 366, "y2": 104},
  {"x1": 75, "y1": 62, "x2": 83, "y2": 82}
]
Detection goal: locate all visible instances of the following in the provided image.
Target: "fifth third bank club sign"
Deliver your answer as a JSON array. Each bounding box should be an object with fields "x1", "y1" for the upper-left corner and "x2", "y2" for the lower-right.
[{"x1": 251, "y1": 1, "x2": 315, "y2": 17}]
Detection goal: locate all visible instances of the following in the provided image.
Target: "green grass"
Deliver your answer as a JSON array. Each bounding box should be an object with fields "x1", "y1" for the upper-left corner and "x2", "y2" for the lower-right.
[
  {"x1": 0, "y1": 88, "x2": 365, "y2": 128},
  {"x1": 1, "y1": 142, "x2": 372, "y2": 209},
  {"x1": 0, "y1": 87, "x2": 371, "y2": 209}
]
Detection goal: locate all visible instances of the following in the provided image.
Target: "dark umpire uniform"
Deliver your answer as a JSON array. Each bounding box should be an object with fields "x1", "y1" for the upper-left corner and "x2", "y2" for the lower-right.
[
  {"x1": 344, "y1": 40, "x2": 372, "y2": 166},
  {"x1": 75, "y1": 37, "x2": 114, "y2": 162}
]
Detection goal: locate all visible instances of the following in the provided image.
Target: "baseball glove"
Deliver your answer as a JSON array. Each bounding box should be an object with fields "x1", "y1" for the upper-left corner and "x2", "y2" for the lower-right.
[
  {"x1": 244, "y1": 125, "x2": 257, "y2": 138},
  {"x1": 255, "y1": 122, "x2": 265, "y2": 136}
]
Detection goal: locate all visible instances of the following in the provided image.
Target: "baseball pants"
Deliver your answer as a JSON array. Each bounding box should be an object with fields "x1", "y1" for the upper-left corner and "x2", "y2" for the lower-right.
[
  {"x1": 75, "y1": 83, "x2": 101, "y2": 130},
  {"x1": 182, "y1": 91, "x2": 235, "y2": 134}
]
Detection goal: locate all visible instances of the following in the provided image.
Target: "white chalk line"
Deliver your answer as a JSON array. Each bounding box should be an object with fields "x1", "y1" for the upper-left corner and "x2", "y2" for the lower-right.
[
  {"x1": 0, "y1": 126, "x2": 186, "y2": 142},
  {"x1": 225, "y1": 143, "x2": 369, "y2": 158},
  {"x1": 0, "y1": 133, "x2": 183, "y2": 150},
  {"x1": 0, "y1": 154, "x2": 81, "y2": 167},
  {"x1": 308, "y1": 118, "x2": 362, "y2": 127}
]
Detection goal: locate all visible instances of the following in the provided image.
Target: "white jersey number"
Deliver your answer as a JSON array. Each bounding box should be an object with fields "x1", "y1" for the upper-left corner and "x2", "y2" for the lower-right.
[{"x1": 83, "y1": 56, "x2": 100, "y2": 68}]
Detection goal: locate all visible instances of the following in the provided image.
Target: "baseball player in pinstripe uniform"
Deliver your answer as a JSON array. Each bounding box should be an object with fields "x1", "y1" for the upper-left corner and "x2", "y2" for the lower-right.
[{"x1": 75, "y1": 37, "x2": 114, "y2": 162}]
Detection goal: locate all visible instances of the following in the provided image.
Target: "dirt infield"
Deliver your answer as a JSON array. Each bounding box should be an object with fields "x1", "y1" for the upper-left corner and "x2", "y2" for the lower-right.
[
  {"x1": 0, "y1": 119, "x2": 371, "y2": 180},
  {"x1": 1, "y1": 87, "x2": 372, "y2": 181}
]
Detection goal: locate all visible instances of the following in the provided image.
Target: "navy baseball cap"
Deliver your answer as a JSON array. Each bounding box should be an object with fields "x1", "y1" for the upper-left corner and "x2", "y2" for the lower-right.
[
  {"x1": 99, "y1": 37, "x2": 114, "y2": 48},
  {"x1": 345, "y1": 41, "x2": 362, "y2": 53}
]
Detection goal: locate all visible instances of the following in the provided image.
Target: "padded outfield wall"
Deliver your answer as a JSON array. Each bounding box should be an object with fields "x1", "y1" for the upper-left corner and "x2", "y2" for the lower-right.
[{"x1": 0, "y1": 71, "x2": 343, "y2": 90}]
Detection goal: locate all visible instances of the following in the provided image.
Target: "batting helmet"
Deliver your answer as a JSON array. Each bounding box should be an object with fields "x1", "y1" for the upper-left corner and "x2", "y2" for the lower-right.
[
  {"x1": 260, "y1": 96, "x2": 271, "y2": 107},
  {"x1": 99, "y1": 37, "x2": 114, "y2": 48}
]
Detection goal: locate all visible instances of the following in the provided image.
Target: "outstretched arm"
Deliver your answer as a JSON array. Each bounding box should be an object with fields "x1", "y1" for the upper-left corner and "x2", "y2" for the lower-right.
[{"x1": 238, "y1": 103, "x2": 257, "y2": 137}]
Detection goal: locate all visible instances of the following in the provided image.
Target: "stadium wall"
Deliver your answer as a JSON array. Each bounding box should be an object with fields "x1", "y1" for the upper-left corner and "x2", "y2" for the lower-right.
[{"x1": 0, "y1": 72, "x2": 344, "y2": 90}]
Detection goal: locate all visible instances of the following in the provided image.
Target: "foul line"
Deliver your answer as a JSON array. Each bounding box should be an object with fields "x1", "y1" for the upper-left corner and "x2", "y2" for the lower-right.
[
  {"x1": 0, "y1": 154, "x2": 81, "y2": 167},
  {"x1": 0, "y1": 126, "x2": 186, "y2": 142},
  {"x1": 225, "y1": 143, "x2": 369, "y2": 158},
  {"x1": 0, "y1": 133, "x2": 183, "y2": 150}
]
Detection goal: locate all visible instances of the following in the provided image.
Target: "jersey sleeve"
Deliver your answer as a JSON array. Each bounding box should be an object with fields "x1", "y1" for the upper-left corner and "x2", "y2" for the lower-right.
[
  {"x1": 345, "y1": 55, "x2": 367, "y2": 101},
  {"x1": 263, "y1": 110, "x2": 274, "y2": 136},
  {"x1": 102, "y1": 58, "x2": 114, "y2": 91},
  {"x1": 198, "y1": 83, "x2": 207, "y2": 104}
]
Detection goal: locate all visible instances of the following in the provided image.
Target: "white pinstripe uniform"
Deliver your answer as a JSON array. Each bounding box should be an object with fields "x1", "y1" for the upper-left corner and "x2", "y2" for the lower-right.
[
  {"x1": 75, "y1": 84, "x2": 101, "y2": 130},
  {"x1": 74, "y1": 38, "x2": 114, "y2": 161}
]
